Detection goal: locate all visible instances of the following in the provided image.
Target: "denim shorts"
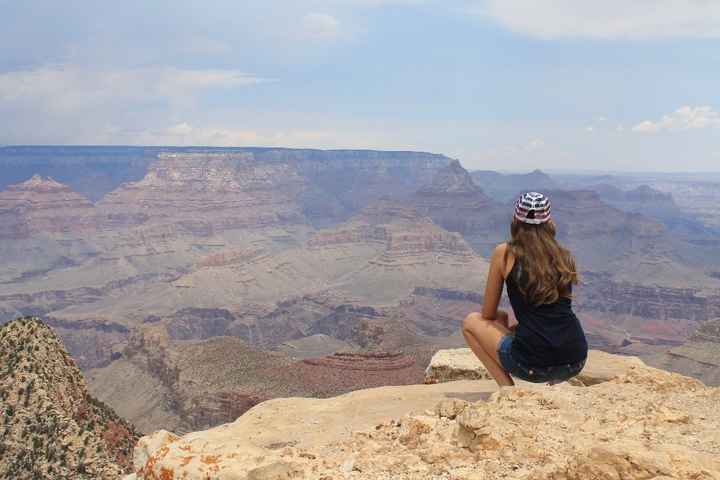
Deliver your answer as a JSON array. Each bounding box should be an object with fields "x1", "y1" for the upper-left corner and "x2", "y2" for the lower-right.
[{"x1": 497, "y1": 335, "x2": 586, "y2": 384}]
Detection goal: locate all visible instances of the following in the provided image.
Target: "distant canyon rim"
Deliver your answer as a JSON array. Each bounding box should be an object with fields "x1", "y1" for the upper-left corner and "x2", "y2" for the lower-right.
[{"x1": 1, "y1": 145, "x2": 719, "y2": 434}]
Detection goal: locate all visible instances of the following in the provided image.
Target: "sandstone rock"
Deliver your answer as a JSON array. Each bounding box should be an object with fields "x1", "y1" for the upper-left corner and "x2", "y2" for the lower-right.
[
  {"x1": 645, "y1": 318, "x2": 720, "y2": 386},
  {"x1": 425, "y1": 348, "x2": 647, "y2": 386},
  {"x1": 98, "y1": 153, "x2": 307, "y2": 233},
  {"x1": 130, "y1": 356, "x2": 720, "y2": 479},
  {"x1": 434, "y1": 398, "x2": 469, "y2": 419},
  {"x1": 573, "y1": 349, "x2": 646, "y2": 385},
  {"x1": 131, "y1": 379, "x2": 499, "y2": 479},
  {"x1": 398, "y1": 415, "x2": 435, "y2": 448},
  {"x1": 133, "y1": 430, "x2": 180, "y2": 473},
  {"x1": 308, "y1": 199, "x2": 480, "y2": 267},
  {"x1": 413, "y1": 160, "x2": 497, "y2": 238},
  {"x1": 424, "y1": 348, "x2": 492, "y2": 383},
  {"x1": 246, "y1": 461, "x2": 304, "y2": 480},
  {"x1": 0, "y1": 175, "x2": 97, "y2": 239}
]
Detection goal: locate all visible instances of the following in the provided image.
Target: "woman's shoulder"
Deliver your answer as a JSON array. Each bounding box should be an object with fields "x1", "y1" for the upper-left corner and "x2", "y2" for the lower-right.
[
  {"x1": 492, "y1": 242, "x2": 515, "y2": 278},
  {"x1": 492, "y1": 242, "x2": 509, "y2": 257}
]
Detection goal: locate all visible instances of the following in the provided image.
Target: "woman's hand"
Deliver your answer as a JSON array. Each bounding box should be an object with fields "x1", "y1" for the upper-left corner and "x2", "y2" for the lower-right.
[
  {"x1": 494, "y1": 309, "x2": 508, "y2": 323},
  {"x1": 495, "y1": 309, "x2": 517, "y2": 332}
]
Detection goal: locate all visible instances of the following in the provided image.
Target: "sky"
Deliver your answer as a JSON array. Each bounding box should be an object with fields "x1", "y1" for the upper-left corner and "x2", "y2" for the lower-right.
[{"x1": 0, "y1": 0, "x2": 719, "y2": 172}]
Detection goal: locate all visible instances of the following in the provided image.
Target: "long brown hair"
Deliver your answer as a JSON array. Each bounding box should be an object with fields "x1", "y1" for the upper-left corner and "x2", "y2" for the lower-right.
[{"x1": 505, "y1": 217, "x2": 579, "y2": 305}]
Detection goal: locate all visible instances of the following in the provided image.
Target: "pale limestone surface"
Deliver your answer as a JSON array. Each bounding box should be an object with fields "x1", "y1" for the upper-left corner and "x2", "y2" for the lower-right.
[
  {"x1": 424, "y1": 347, "x2": 491, "y2": 383},
  {"x1": 573, "y1": 348, "x2": 646, "y2": 385},
  {"x1": 424, "y1": 347, "x2": 646, "y2": 386},
  {"x1": 131, "y1": 351, "x2": 720, "y2": 480}
]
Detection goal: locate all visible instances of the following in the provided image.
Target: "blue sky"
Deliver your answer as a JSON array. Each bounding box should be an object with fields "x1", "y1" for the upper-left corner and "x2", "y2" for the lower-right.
[{"x1": 0, "y1": 0, "x2": 718, "y2": 171}]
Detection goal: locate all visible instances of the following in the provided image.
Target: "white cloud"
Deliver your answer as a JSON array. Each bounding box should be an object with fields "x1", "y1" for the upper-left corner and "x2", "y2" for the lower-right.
[
  {"x1": 118, "y1": 122, "x2": 354, "y2": 149},
  {"x1": 632, "y1": 106, "x2": 720, "y2": 134},
  {"x1": 525, "y1": 138, "x2": 545, "y2": 151},
  {"x1": 0, "y1": 66, "x2": 268, "y2": 112},
  {"x1": 479, "y1": 0, "x2": 720, "y2": 39},
  {"x1": 302, "y1": 13, "x2": 341, "y2": 40}
]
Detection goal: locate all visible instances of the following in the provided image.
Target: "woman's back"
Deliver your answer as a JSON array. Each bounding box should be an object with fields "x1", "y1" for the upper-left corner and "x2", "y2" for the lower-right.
[{"x1": 505, "y1": 258, "x2": 587, "y2": 367}]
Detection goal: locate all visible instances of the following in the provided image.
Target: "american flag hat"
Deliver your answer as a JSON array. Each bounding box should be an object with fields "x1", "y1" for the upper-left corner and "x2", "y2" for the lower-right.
[{"x1": 514, "y1": 192, "x2": 551, "y2": 225}]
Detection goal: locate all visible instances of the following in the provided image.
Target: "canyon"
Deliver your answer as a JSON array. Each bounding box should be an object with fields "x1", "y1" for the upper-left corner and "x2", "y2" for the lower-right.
[
  {"x1": 1, "y1": 145, "x2": 719, "y2": 435},
  {"x1": 128, "y1": 348, "x2": 720, "y2": 480},
  {"x1": 4, "y1": 316, "x2": 718, "y2": 480}
]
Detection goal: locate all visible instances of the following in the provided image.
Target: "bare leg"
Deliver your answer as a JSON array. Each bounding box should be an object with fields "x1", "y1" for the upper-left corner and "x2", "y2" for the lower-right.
[{"x1": 462, "y1": 312, "x2": 514, "y2": 387}]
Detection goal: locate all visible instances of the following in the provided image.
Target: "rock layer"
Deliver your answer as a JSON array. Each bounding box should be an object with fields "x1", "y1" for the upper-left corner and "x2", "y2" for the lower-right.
[
  {"x1": 645, "y1": 318, "x2": 720, "y2": 386},
  {"x1": 98, "y1": 153, "x2": 306, "y2": 233},
  {"x1": 0, "y1": 175, "x2": 96, "y2": 238},
  {"x1": 413, "y1": 160, "x2": 496, "y2": 238}
]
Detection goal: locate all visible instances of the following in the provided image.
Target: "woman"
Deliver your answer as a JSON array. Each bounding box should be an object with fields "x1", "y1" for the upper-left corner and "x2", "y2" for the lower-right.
[{"x1": 462, "y1": 192, "x2": 587, "y2": 386}]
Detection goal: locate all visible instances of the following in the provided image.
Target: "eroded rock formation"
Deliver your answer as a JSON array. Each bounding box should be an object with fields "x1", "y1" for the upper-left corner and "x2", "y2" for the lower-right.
[
  {"x1": 98, "y1": 153, "x2": 306, "y2": 233},
  {"x1": 128, "y1": 350, "x2": 720, "y2": 480},
  {"x1": 0, "y1": 175, "x2": 97, "y2": 239},
  {"x1": 0, "y1": 317, "x2": 138, "y2": 479},
  {"x1": 645, "y1": 318, "x2": 720, "y2": 386}
]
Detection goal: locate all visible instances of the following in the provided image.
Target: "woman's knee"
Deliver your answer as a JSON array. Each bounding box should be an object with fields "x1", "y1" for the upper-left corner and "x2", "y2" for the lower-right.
[{"x1": 462, "y1": 312, "x2": 486, "y2": 333}]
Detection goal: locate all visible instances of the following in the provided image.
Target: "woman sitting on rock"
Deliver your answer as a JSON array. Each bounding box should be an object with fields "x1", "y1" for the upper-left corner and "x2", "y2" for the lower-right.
[{"x1": 462, "y1": 192, "x2": 587, "y2": 386}]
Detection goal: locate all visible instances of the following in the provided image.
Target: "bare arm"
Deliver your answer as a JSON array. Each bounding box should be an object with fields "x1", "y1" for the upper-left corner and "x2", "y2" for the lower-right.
[{"x1": 481, "y1": 244, "x2": 507, "y2": 320}]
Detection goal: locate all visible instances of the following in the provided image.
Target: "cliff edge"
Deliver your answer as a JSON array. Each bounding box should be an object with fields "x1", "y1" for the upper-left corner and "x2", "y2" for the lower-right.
[{"x1": 127, "y1": 349, "x2": 720, "y2": 479}]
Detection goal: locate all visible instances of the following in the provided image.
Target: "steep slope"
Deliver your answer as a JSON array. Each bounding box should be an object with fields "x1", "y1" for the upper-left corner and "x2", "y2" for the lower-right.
[
  {"x1": 411, "y1": 160, "x2": 500, "y2": 244},
  {"x1": 0, "y1": 175, "x2": 97, "y2": 239},
  {"x1": 86, "y1": 199, "x2": 487, "y2": 344},
  {"x1": 87, "y1": 324, "x2": 295, "y2": 434},
  {"x1": 0, "y1": 146, "x2": 451, "y2": 213},
  {"x1": 643, "y1": 318, "x2": 720, "y2": 386},
  {"x1": 470, "y1": 168, "x2": 557, "y2": 201},
  {"x1": 0, "y1": 317, "x2": 138, "y2": 479},
  {"x1": 98, "y1": 152, "x2": 307, "y2": 233},
  {"x1": 87, "y1": 322, "x2": 428, "y2": 435}
]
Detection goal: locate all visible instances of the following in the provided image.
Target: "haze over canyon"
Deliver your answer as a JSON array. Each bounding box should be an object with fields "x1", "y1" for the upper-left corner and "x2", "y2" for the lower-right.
[{"x1": 1, "y1": 145, "x2": 719, "y2": 437}]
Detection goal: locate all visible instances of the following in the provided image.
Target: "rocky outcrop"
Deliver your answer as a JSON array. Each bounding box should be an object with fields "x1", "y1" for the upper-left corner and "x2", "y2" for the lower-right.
[
  {"x1": 98, "y1": 153, "x2": 306, "y2": 233},
  {"x1": 0, "y1": 317, "x2": 138, "y2": 479},
  {"x1": 413, "y1": 161, "x2": 502, "y2": 245},
  {"x1": 412, "y1": 287, "x2": 484, "y2": 303},
  {"x1": 303, "y1": 352, "x2": 415, "y2": 371},
  {"x1": 423, "y1": 348, "x2": 646, "y2": 386},
  {"x1": 127, "y1": 350, "x2": 720, "y2": 480},
  {"x1": 424, "y1": 348, "x2": 491, "y2": 383},
  {"x1": 309, "y1": 200, "x2": 479, "y2": 266},
  {"x1": 645, "y1": 318, "x2": 720, "y2": 386},
  {"x1": 290, "y1": 149, "x2": 450, "y2": 221},
  {"x1": 416, "y1": 160, "x2": 484, "y2": 196},
  {"x1": 549, "y1": 189, "x2": 666, "y2": 242},
  {"x1": 591, "y1": 183, "x2": 675, "y2": 204},
  {"x1": 579, "y1": 271, "x2": 720, "y2": 323},
  {"x1": 0, "y1": 175, "x2": 97, "y2": 239},
  {"x1": 471, "y1": 168, "x2": 557, "y2": 201},
  {"x1": 89, "y1": 325, "x2": 298, "y2": 433}
]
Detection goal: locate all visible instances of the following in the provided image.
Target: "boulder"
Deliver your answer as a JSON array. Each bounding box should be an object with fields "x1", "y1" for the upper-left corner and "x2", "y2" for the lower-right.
[
  {"x1": 424, "y1": 348, "x2": 491, "y2": 383},
  {"x1": 424, "y1": 348, "x2": 647, "y2": 385}
]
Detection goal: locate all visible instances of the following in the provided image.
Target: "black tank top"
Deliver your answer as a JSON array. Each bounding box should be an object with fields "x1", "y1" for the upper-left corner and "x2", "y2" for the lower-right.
[{"x1": 505, "y1": 259, "x2": 588, "y2": 367}]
